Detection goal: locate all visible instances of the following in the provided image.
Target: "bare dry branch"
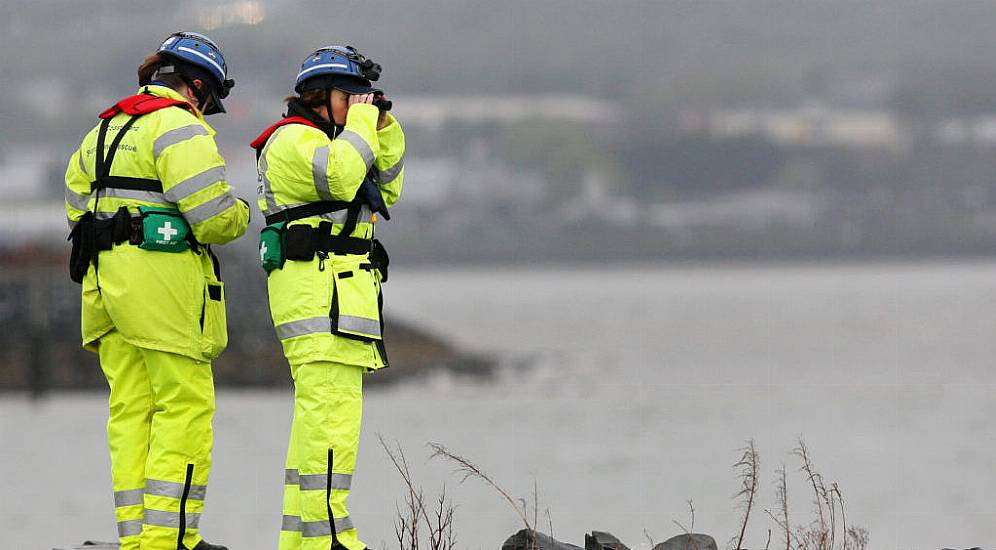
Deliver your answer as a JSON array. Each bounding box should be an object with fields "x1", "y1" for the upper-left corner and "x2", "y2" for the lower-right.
[
  {"x1": 794, "y1": 439, "x2": 828, "y2": 541},
  {"x1": 733, "y1": 440, "x2": 760, "y2": 550},
  {"x1": 832, "y1": 484, "x2": 846, "y2": 550},
  {"x1": 380, "y1": 435, "x2": 459, "y2": 550},
  {"x1": 428, "y1": 441, "x2": 532, "y2": 530},
  {"x1": 643, "y1": 529, "x2": 655, "y2": 548}
]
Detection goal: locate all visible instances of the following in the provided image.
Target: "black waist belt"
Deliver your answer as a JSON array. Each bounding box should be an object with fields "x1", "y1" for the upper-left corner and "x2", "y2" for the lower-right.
[
  {"x1": 285, "y1": 221, "x2": 372, "y2": 261},
  {"x1": 319, "y1": 234, "x2": 373, "y2": 255},
  {"x1": 93, "y1": 207, "x2": 142, "y2": 249},
  {"x1": 68, "y1": 207, "x2": 142, "y2": 283},
  {"x1": 265, "y1": 200, "x2": 355, "y2": 226}
]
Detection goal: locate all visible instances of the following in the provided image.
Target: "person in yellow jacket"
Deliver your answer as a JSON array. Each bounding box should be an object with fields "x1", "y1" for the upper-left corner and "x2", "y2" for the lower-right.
[
  {"x1": 250, "y1": 45, "x2": 404, "y2": 550},
  {"x1": 64, "y1": 32, "x2": 249, "y2": 550}
]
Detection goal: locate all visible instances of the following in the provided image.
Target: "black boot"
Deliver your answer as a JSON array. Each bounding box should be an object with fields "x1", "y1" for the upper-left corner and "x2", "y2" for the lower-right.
[{"x1": 189, "y1": 541, "x2": 229, "y2": 550}]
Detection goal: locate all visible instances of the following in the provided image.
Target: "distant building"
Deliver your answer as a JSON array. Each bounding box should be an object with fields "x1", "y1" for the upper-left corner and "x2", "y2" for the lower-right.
[
  {"x1": 396, "y1": 95, "x2": 619, "y2": 129},
  {"x1": 685, "y1": 103, "x2": 904, "y2": 149}
]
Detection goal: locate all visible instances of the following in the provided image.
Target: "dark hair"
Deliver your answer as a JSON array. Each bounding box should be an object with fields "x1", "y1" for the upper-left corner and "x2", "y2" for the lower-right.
[
  {"x1": 285, "y1": 88, "x2": 327, "y2": 108},
  {"x1": 137, "y1": 53, "x2": 186, "y2": 90}
]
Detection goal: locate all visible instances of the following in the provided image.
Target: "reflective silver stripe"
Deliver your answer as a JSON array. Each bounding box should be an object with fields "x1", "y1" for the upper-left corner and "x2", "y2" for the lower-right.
[
  {"x1": 298, "y1": 473, "x2": 352, "y2": 491},
  {"x1": 297, "y1": 63, "x2": 349, "y2": 80},
  {"x1": 259, "y1": 126, "x2": 289, "y2": 216},
  {"x1": 117, "y1": 519, "x2": 143, "y2": 537},
  {"x1": 377, "y1": 155, "x2": 404, "y2": 185},
  {"x1": 338, "y1": 130, "x2": 375, "y2": 169},
  {"x1": 281, "y1": 514, "x2": 302, "y2": 532},
  {"x1": 359, "y1": 205, "x2": 372, "y2": 223},
  {"x1": 338, "y1": 315, "x2": 381, "y2": 337},
  {"x1": 78, "y1": 151, "x2": 88, "y2": 176},
  {"x1": 153, "y1": 124, "x2": 209, "y2": 157},
  {"x1": 166, "y1": 165, "x2": 226, "y2": 203},
  {"x1": 284, "y1": 515, "x2": 354, "y2": 536},
  {"x1": 184, "y1": 192, "x2": 236, "y2": 225},
  {"x1": 146, "y1": 479, "x2": 207, "y2": 501},
  {"x1": 100, "y1": 188, "x2": 172, "y2": 205},
  {"x1": 276, "y1": 317, "x2": 331, "y2": 340},
  {"x1": 65, "y1": 187, "x2": 90, "y2": 211},
  {"x1": 286, "y1": 469, "x2": 352, "y2": 490},
  {"x1": 144, "y1": 509, "x2": 201, "y2": 529},
  {"x1": 333, "y1": 473, "x2": 352, "y2": 490},
  {"x1": 312, "y1": 146, "x2": 333, "y2": 201},
  {"x1": 285, "y1": 469, "x2": 300, "y2": 485},
  {"x1": 114, "y1": 488, "x2": 144, "y2": 507},
  {"x1": 260, "y1": 152, "x2": 277, "y2": 214},
  {"x1": 302, "y1": 520, "x2": 331, "y2": 537},
  {"x1": 335, "y1": 516, "x2": 355, "y2": 534},
  {"x1": 68, "y1": 217, "x2": 78, "y2": 231}
]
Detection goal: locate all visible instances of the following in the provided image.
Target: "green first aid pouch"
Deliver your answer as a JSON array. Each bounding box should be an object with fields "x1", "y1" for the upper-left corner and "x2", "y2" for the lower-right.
[
  {"x1": 259, "y1": 221, "x2": 286, "y2": 273},
  {"x1": 138, "y1": 206, "x2": 191, "y2": 252}
]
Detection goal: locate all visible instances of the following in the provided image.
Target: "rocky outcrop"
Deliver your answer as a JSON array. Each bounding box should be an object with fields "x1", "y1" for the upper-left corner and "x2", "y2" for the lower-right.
[
  {"x1": 502, "y1": 530, "x2": 718, "y2": 550},
  {"x1": 655, "y1": 533, "x2": 718, "y2": 550},
  {"x1": 502, "y1": 529, "x2": 583, "y2": 550}
]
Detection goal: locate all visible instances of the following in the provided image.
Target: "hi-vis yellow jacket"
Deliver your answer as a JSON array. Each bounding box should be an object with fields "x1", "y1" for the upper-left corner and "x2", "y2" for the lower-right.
[
  {"x1": 255, "y1": 103, "x2": 405, "y2": 370},
  {"x1": 65, "y1": 85, "x2": 250, "y2": 359}
]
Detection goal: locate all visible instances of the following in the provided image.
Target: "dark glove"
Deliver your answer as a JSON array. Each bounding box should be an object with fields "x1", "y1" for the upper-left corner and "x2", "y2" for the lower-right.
[{"x1": 357, "y1": 177, "x2": 390, "y2": 220}]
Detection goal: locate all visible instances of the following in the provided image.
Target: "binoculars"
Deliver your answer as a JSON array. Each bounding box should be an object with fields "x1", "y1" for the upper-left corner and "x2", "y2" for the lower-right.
[{"x1": 372, "y1": 93, "x2": 392, "y2": 112}]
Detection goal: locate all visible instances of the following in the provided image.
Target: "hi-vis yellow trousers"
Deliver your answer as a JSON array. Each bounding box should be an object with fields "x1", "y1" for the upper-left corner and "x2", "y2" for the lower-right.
[
  {"x1": 99, "y1": 330, "x2": 215, "y2": 550},
  {"x1": 279, "y1": 361, "x2": 365, "y2": 550}
]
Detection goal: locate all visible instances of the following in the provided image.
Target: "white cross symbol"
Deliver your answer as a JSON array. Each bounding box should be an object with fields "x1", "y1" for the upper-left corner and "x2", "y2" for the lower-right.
[
  {"x1": 260, "y1": 242, "x2": 268, "y2": 262},
  {"x1": 158, "y1": 221, "x2": 178, "y2": 241}
]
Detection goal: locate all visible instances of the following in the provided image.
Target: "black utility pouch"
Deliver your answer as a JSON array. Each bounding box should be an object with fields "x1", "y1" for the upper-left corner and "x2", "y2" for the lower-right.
[
  {"x1": 68, "y1": 213, "x2": 93, "y2": 284},
  {"x1": 284, "y1": 224, "x2": 315, "y2": 261},
  {"x1": 371, "y1": 238, "x2": 390, "y2": 283}
]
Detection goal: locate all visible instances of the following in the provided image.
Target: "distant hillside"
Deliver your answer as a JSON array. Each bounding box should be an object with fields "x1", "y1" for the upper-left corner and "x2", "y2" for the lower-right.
[{"x1": 6, "y1": 1, "x2": 996, "y2": 101}]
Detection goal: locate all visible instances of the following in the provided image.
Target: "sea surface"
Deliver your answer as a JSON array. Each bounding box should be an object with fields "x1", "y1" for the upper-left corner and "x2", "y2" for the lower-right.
[{"x1": 3, "y1": 261, "x2": 996, "y2": 550}]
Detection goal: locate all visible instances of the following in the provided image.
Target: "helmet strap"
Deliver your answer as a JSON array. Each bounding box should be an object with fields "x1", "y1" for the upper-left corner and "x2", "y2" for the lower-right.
[
  {"x1": 183, "y1": 76, "x2": 210, "y2": 112},
  {"x1": 326, "y1": 88, "x2": 342, "y2": 138}
]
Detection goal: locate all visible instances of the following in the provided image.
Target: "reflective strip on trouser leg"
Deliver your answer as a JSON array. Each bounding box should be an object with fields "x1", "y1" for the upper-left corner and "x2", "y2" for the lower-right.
[
  {"x1": 279, "y1": 408, "x2": 302, "y2": 550},
  {"x1": 99, "y1": 331, "x2": 153, "y2": 550},
  {"x1": 292, "y1": 361, "x2": 365, "y2": 550},
  {"x1": 281, "y1": 513, "x2": 355, "y2": 536},
  {"x1": 141, "y1": 347, "x2": 215, "y2": 550},
  {"x1": 286, "y1": 469, "x2": 353, "y2": 491}
]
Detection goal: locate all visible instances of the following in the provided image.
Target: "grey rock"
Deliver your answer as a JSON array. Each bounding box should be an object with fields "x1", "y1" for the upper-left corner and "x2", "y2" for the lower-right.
[
  {"x1": 586, "y1": 531, "x2": 629, "y2": 550},
  {"x1": 654, "y1": 533, "x2": 718, "y2": 550},
  {"x1": 502, "y1": 529, "x2": 583, "y2": 550}
]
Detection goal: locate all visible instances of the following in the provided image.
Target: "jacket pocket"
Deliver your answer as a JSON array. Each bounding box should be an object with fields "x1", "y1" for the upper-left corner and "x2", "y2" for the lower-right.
[
  {"x1": 200, "y1": 275, "x2": 228, "y2": 359},
  {"x1": 330, "y1": 262, "x2": 382, "y2": 341}
]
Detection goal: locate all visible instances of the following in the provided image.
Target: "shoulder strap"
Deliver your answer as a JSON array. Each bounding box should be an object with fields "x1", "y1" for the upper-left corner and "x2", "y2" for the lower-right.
[
  {"x1": 91, "y1": 112, "x2": 163, "y2": 193},
  {"x1": 96, "y1": 115, "x2": 139, "y2": 180},
  {"x1": 256, "y1": 116, "x2": 364, "y2": 230}
]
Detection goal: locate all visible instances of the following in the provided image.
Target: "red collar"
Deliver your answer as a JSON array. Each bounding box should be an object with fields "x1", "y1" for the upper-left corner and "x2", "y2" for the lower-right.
[
  {"x1": 250, "y1": 116, "x2": 321, "y2": 150},
  {"x1": 99, "y1": 94, "x2": 193, "y2": 119}
]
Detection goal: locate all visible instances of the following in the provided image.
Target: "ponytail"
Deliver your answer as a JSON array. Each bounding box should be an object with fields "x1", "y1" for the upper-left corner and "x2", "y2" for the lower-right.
[{"x1": 285, "y1": 88, "x2": 327, "y2": 108}]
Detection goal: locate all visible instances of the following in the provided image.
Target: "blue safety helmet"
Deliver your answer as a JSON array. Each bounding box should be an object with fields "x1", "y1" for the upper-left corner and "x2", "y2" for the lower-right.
[
  {"x1": 154, "y1": 31, "x2": 235, "y2": 115},
  {"x1": 294, "y1": 45, "x2": 382, "y2": 95}
]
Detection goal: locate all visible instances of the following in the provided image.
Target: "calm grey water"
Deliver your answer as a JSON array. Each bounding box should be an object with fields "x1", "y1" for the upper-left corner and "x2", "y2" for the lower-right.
[{"x1": 4, "y1": 262, "x2": 996, "y2": 550}]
